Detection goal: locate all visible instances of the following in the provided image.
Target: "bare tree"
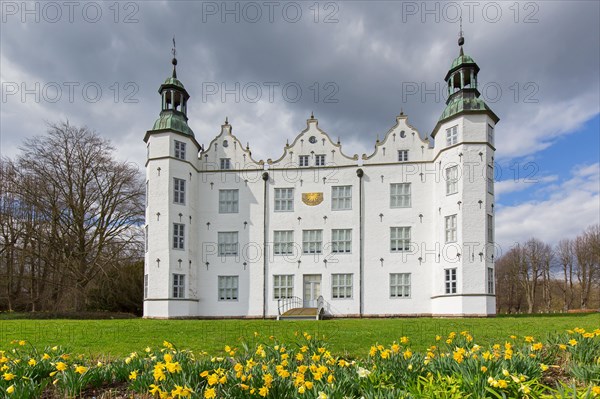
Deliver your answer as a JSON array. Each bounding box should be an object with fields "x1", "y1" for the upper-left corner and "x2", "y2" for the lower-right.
[
  {"x1": 556, "y1": 239, "x2": 575, "y2": 311},
  {"x1": 574, "y1": 225, "x2": 599, "y2": 309},
  {"x1": 517, "y1": 239, "x2": 553, "y2": 313},
  {"x1": 14, "y1": 121, "x2": 144, "y2": 311}
]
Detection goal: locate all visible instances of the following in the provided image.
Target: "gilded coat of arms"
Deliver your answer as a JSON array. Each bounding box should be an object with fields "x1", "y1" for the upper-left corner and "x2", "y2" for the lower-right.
[{"x1": 302, "y1": 192, "x2": 323, "y2": 206}]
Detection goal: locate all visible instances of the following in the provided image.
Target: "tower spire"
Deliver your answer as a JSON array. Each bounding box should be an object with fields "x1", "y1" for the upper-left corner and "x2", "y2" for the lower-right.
[
  {"x1": 458, "y1": 17, "x2": 465, "y2": 55},
  {"x1": 171, "y1": 36, "x2": 178, "y2": 78}
]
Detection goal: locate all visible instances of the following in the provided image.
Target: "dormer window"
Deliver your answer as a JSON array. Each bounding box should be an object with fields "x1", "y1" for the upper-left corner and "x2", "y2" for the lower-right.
[
  {"x1": 315, "y1": 154, "x2": 326, "y2": 166},
  {"x1": 299, "y1": 155, "x2": 309, "y2": 167},
  {"x1": 398, "y1": 150, "x2": 408, "y2": 162},
  {"x1": 446, "y1": 125, "x2": 458, "y2": 146},
  {"x1": 220, "y1": 158, "x2": 231, "y2": 170}
]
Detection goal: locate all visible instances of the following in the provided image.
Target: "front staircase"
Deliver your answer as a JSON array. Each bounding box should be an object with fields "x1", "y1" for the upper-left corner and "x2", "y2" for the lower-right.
[{"x1": 277, "y1": 296, "x2": 329, "y2": 320}]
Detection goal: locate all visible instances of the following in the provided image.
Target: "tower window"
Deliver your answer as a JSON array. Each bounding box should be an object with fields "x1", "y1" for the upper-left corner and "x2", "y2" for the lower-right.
[
  {"x1": 173, "y1": 223, "x2": 185, "y2": 250},
  {"x1": 274, "y1": 188, "x2": 294, "y2": 212},
  {"x1": 174, "y1": 140, "x2": 186, "y2": 160},
  {"x1": 144, "y1": 274, "x2": 148, "y2": 299},
  {"x1": 302, "y1": 230, "x2": 323, "y2": 254},
  {"x1": 173, "y1": 178, "x2": 186, "y2": 205},
  {"x1": 487, "y1": 214, "x2": 494, "y2": 243},
  {"x1": 220, "y1": 158, "x2": 231, "y2": 170},
  {"x1": 445, "y1": 214, "x2": 457, "y2": 243},
  {"x1": 487, "y1": 164, "x2": 494, "y2": 194},
  {"x1": 299, "y1": 155, "x2": 309, "y2": 167},
  {"x1": 390, "y1": 273, "x2": 411, "y2": 298},
  {"x1": 315, "y1": 154, "x2": 326, "y2": 166},
  {"x1": 218, "y1": 232, "x2": 239, "y2": 256},
  {"x1": 172, "y1": 274, "x2": 185, "y2": 299},
  {"x1": 398, "y1": 150, "x2": 409, "y2": 162},
  {"x1": 332, "y1": 229, "x2": 352, "y2": 253},
  {"x1": 445, "y1": 268, "x2": 457, "y2": 294},
  {"x1": 390, "y1": 183, "x2": 411, "y2": 208},
  {"x1": 446, "y1": 166, "x2": 459, "y2": 195},
  {"x1": 487, "y1": 124, "x2": 494, "y2": 145},
  {"x1": 219, "y1": 189, "x2": 239, "y2": 213},
  {"x1": 446, "y1": 125, "x2": 458, "y2": 146},
  {"x1": 274, "y1": 230, "x2": 294, "y2": 255},
  {"x1": 487, "y1": 267, "x2": 494, "y2": 294},
  {"x1": 218, "y1": 276, "x2": 239, "y2": 301},
  {"x1": 390, "y1": 227, "x2": 411, "y2": 252}
]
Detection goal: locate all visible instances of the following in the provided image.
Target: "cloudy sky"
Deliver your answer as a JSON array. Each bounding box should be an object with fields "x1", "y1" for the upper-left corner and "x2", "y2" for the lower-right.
[{"x1": 1, "y1": 0, "x2": 599, "y2": 251}]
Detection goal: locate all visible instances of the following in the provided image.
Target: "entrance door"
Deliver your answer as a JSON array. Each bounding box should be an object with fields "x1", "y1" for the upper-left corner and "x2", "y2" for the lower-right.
[{"x1": 303, "y1": 274, "x2": 321, "y2": 307}]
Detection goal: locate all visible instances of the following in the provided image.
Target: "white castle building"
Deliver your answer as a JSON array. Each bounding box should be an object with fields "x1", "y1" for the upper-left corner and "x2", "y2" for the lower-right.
[{"x1": 143, "y1": 35, "x2": 499, "y2": 319}]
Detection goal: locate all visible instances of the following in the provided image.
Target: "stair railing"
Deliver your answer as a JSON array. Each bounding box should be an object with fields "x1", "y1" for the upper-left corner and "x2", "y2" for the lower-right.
[{"x1": 277, "y1": 296, "x2": 303, "y2": 316}]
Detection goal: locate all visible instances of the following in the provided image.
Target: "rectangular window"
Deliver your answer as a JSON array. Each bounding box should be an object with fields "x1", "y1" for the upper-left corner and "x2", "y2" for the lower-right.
[
  {"x1": 144, "y1": 274, "x2": 148, "y2": 299},
  {"x1": 173, "y1": 178, "x2": 186, "y2": 205},
  {"x1": 445, "y1": 214, "x2": 457, "y2": 243},
  {"x1": 219, "y1": 189, "x2": 239, "y2": 213},
  {"x1": 145, "y1": 225, "x2": 148, "y2": 253},
  {"x1": 446, "y1": 125, "x2": 458, "y2": 146},
  {"x1": 173, "y1": 274, "x2": 185, "y2": 298},
  {"x1": 145, "y1": 180, "x2": 149, "y2": 207},
  {"x1": 332, "y1": 274, "x2": 353, "y2": 299},
  {"x1": 332, "y1": 185, "x2": 352, "y2": 210},
  {"x1": 174, "y1": 140, "x2": 186, "y2": 160},
  {"x1": 487, "y1": 214, "x2": 494, "y2": 243},
  {"x1": 299, "y1": 155, "x2": 309, "y2": 167},
  {"x1": 273, "y1": 275, "x2": 294, "y2": 299},
  {"x1": 390, "y1": 273, "x2": 411, "y2": 298},
  {"x1": 390, "y1": 183, "x2": 411, "y2": 208},
  {"x1": 274, "y1": 188, "x2": 294, "y2": 212},
  {"x1": 274, "y1": 230, "x2": 294, "y2": 255},
  {"x1": 487, "y1": 124, "x2": 494, "y2": 145},
  {"x1": 390, "y1": 227, "x2": 411, "y2": 252},
  {"x1": 220, "y1": 158, "x2": 231, "y2": 170},
  {"x1": 332, "y1": 229, "x2": 352, "y2": 253},
  {"x1": 218, "y1": 232, "x2": 239, "y2": 256},
  {"x1": 487, "y1": 267, "x2": 494, "y2": 294},
  {"x1": 398, "y1": 150, "x2": 409, "y2": 162},
  {"x1": 445, "y1": 268, "x2": 457, "y2": 294},
  {"x1": 446, "y1": 166, "x2": 458, "y2": 195},
  {"x1": 173, "y1": 223, "x2": 185, "y2": 250},
  {"x1": 315, "y1": 154, "x2": 326, "y2": 166},
  {"x1": 218, "y1": 276, "x2": 238, "y2": 301},
  {"x1": 303, "y1": 229, "x2": 322, "y2": 254},
  {"x1": 487, "y1": 164, "x2": 494, "y2": 194}
]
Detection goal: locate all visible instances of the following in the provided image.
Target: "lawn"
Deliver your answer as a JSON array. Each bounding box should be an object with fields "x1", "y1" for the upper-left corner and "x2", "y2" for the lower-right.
[{"x1": 1, "y1": 313, "x2": 598, "y2": 358}]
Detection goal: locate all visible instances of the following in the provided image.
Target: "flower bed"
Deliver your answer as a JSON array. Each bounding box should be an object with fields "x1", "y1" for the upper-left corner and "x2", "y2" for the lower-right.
[{"x1": 1, "y1": 328, "x2": 599, "y2": 398}]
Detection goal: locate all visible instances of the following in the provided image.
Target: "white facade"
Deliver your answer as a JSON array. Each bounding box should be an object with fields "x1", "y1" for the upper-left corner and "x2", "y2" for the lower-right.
[{"x1": 144, "y1": 43, "x2": 499, "y2": 318}]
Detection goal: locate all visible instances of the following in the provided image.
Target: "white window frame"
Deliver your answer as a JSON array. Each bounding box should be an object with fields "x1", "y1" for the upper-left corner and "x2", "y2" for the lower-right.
[
  {"x1": 145, "y1": 225, "x2": 148, "y2": 253},
  {"x1": 331, "y1": 274, "x2": 353, "y2": 299},
  {"x1": 398, "y1": 150, "x2": 409, "y2": 162},
  {"x1": 173, "y1": 273, "x2": 185, "y2": 298},
  {"x1": 445, "y1": 268, "x2": 457, "y2": 294},
  {"x1": 218, "y1": 276, "x2": 239, "y2": 301},
  {"x1": 274, "y1": 188, "x2": 294, "y2": 212},
  {"x1": 315, "y1": 154, "x2": 326, "y2": 166},
  {"x1": 174, "y1": 140, "x2": 186, "y2": 160},
  {"x1": 302, "y1": 229, "x2": 322, "y2": 254},
  {"x1": 487, "y1": 214, "x2": 494, "y2": 243},
  {"x1": 173, "y1": 177, "x2": 186, "y2": 205},
  {"x1": 220, "y1": 158, "x2": 231, "y2": 170},
  {"x1": 446, "y1": 165, "x2": 458, "y2": 195},
  {"x1": 218, "y1": 232, "x2": 239, "y2": 256},
  {"x1": 273, "y1": 275, "x2": 294, "y2": 299},
  {"x1": 219, "y1": 189, "x2": 239, "y2": 213},
  {"x1": 390, "y1": 227, "x2": 411, "y2": 252},
  {"x1": 173, "y1": 223, "x2": 185, "y2": 250},
  {"x1": 144, "y1": 274, "x2": 148, "y2": 299},
  {"x1": 487, "y1": 124, "x2": 494, "y2": 145},
  {"x1": 331, "y1": 229, "x2": 352, "y2": 253},
  {"x1": 299, "y1": 155, "x2": 309, "y2": 167},
  {"x1": 487, "y1": 267, "x2": 494, "y2": 294},
  {"x1": 445, "y1": 214, "x2": 457, "y2": 243},
  {"x1": 446, "y1": 125, "x2": 458, "y2": 146},
  {"x1": 332, "y1": 185, "x2": 352, "y2": 210},
  {"x1": 487, "y1": 164, "x2": 494, "y2": 194},
  {"x1": 273, "y1": 230, "x2": 294, "y2": 255},
  {"x1": 390, "y1": 183, "x2": 411, "y2": 208},
  {"x1": 390, "y1": 273, "x2": 411, "y2": 298}
]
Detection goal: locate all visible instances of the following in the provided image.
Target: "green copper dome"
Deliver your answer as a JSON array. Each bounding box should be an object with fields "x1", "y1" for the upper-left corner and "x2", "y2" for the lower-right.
[
  {"x1": 151, "y1": 112, "x2": 194, "y2": 136},
  {"x1": 438, "y1": 94, "x2": 493, "y2": 122},
  {"x1": 450, "y1": 53, "x2": 476, "y2": 70},
  {"x1": 163, "y1": 76, "x2": 185, "y2": 89}
]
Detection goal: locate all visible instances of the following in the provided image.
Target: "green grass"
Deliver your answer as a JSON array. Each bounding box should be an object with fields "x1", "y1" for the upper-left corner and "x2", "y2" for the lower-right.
[{"x1": 0, "y1": 314, "x2": 598, "y2": 359}]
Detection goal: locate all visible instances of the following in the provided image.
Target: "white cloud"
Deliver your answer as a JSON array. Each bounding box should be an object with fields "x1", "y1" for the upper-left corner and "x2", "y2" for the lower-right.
[
  {"x1": 496, "y1": 163, "x2": 600, "y2": 251},
  {"x1": 495, "y1": 175, "x2": 558, "y2": 200}
]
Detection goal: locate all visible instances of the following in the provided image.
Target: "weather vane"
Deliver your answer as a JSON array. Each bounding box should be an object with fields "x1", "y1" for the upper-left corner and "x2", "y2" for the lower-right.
[
  {"x1": 458, "y1": 17, "x2": 465, "y2": 47},
  {"x1": 172, "y1": 36, "x2": 177, "y2": 59}
]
